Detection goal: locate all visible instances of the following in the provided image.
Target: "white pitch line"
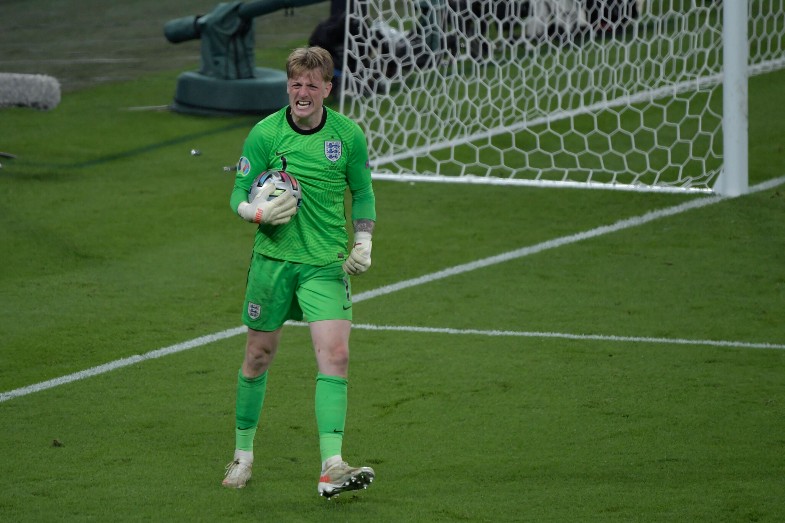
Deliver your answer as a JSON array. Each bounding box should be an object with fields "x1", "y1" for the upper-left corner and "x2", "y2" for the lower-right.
[
  {"x1": 0, "y1": 328, "x2": 245, "y2": 403},
  {"x1": 349, "y1": 323, "x2": 785, "y2": 351},
  {"x1": 2, "y1": 175, "x2": 784, "y2": 403},
  {"x1": 352, "y1": 194, "x2": 724, "y2": 303}
]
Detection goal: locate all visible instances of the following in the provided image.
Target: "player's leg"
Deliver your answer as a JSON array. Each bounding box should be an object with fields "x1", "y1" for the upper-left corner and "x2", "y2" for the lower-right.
[
  {"x1": 310, "y1": 321, "x2": 374, "y2": 498},
  {"x1": 311, "y1": 319, "x2": 351, "y2": 461},
  {"x1": 223, "y1": 254, "x2": 299, "y2": 489},
  {"x1": 298, "y1": 263, "x2": 375, "y2": 498},
  {"x1": 223, "y1": 328, "x2": 283, "y2": 489}
]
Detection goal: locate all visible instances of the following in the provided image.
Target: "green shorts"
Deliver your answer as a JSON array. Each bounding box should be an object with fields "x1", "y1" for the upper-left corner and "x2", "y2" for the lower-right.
[{"x1": 242, "y1": 252, "x2": 352, "y2": 331}]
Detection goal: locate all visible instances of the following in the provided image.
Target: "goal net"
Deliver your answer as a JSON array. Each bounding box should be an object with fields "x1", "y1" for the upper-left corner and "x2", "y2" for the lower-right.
[{"x1": 338, "y1": 0, "x2": 785, "y2": 193}]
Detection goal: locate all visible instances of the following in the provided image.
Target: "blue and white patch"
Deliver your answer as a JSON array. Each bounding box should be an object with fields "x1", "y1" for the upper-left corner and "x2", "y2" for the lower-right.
[
  {"x1": 324, "y1": 141, "x2": 342, "y2": 162},
  {"x1": 247, "y1": 302, "x2": 261, "y2": 320},
  {"x1": 237, "y1": 156, "x2": 251, "y2": 177}
]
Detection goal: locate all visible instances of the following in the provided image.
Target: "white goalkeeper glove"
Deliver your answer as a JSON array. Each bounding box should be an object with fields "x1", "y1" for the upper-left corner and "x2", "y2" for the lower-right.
[
  {"x1": 237, "y1": 183, "x2": 297, "y2": 225},
  {"x1": 343, "y1": 231, "x2": 372, "y2": 275}
]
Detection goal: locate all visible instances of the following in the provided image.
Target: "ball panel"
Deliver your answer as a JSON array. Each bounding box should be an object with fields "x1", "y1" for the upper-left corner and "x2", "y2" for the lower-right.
[{"x1": 249, "y1": 170, "x2": 303, "y2": 207}]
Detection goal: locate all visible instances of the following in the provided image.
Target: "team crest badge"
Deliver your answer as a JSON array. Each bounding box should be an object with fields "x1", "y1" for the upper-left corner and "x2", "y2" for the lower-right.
[
  {"x1": 247, "y1": 302, "x2": 261, "y2": 320},
  {"x1": 324, "y1": 141, "x2": 342, "y2": 162}
]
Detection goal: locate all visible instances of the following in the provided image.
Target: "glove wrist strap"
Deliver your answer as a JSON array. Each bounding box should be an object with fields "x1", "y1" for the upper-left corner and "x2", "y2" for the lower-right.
[{"x1": 353, "y1": 231, "x2": 372, "y2": 243}]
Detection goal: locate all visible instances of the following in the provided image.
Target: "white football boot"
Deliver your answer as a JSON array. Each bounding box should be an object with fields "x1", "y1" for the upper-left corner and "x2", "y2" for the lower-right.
[
  {"x1": 318, "y1": 459, "x2": 375, "y2": 499},
  {"x1": 222, "y1": 452, "x2": 253, "y2": 489}
]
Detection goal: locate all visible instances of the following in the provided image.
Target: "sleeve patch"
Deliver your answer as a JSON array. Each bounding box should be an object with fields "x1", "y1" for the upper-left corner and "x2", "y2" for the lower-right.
[{"x1": 237, "y1": 156, "x2": 252, "y2": 177}]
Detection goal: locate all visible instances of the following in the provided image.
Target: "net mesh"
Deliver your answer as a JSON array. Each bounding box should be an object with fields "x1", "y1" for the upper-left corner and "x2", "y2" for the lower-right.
[{"x1": 339, "y1": 0, "x2": 785, "y2": 192}]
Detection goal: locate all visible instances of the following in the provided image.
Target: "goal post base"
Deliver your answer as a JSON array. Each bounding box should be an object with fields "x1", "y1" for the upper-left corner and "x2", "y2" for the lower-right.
[{"x1": 371, "y1": 172, "x2": 714, "y2": 194}]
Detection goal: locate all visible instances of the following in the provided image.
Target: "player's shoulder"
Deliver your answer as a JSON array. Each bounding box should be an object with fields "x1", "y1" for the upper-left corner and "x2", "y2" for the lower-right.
[
  {"x1": 254, "y1": 106, "x2": 288, "y2": 129},
  {"x1": 325, "y1": 106, "x2": 350, "y2": 120},
  {"x1": 325, "y1": 107, "x2": 363, "y2": 134}
]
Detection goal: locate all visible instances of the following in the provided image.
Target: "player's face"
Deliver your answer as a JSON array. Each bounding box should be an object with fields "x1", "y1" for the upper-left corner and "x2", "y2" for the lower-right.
[{"x1": 287, "y1": 70, "x2": 332, "y2": 130}]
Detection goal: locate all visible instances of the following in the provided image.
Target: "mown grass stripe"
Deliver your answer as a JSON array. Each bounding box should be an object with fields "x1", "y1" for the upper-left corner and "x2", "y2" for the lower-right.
[{"x1": 2, "y1": 174, "x2": 783, "y2": 403}]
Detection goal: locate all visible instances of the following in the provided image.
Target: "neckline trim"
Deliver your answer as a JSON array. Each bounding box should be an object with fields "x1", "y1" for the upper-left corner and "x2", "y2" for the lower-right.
[{"x1": 286, "y1": 106, "x2": 327, "y2": 135}]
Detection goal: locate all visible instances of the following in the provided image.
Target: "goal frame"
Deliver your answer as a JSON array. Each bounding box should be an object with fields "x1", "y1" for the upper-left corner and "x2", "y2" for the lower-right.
[
  {"x1": 715, "y1": 0, "x2": 748, "y2": 197},
  {"x1": 337, "y1": 0, "x2": 763, "y2": 196}
]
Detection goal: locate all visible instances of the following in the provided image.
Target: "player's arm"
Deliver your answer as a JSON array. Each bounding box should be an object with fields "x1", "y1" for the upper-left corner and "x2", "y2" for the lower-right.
[
  {"x1": 343, "y1": 126, "x2": 376, "y2": 275},
  {"x1": 343, "y1": 219, "x2": 374, "y2": 275}
]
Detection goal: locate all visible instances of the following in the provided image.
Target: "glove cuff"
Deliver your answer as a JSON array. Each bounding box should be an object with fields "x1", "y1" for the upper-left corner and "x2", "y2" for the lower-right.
[
  {"x1": 237, "y1": 201, "x2": 258, "y2": 222},
  {"x1": 237, "y1": 201, "x2": 250, "y2": 217},
  {"x1": 353, "y1": 231, "x2": 372, "y2": 244}
]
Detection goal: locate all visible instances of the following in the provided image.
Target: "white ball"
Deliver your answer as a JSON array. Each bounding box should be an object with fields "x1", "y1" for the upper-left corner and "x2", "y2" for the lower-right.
[{"x1": 249, "y1": 170, "x2": 302, "y2": 207}]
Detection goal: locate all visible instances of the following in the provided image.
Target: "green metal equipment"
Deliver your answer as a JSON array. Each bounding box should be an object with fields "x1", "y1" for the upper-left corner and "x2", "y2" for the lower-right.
[{"x1": 164, "y1": 0, "x2": 327, "y2": 115}]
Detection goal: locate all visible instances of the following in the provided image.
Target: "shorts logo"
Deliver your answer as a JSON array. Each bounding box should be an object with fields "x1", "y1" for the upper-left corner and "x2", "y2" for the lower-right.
[
  {"x1": 324, "y1": 141, "x2": 342, "y2": 162},
  {"x1": 237, "y1": 156, "x2": 251, "y2": 177},
  {"x1": 247, "y1": 302, "x2": 261, "y2": 320}
]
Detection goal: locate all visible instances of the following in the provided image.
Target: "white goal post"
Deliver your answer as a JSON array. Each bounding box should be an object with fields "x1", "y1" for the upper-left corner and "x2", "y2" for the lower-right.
[{"x1": 337, "y1": 0, "x2": 785, "y2": 195}]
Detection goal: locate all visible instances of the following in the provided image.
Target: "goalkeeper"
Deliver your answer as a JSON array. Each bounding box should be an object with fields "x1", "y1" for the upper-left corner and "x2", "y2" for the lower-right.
[{"x1": 223, "y1": 46, "x2": 377, "y2": 499}]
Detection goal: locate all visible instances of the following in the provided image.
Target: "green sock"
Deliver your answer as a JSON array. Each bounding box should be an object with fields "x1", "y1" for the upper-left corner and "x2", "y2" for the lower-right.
[
  {"x1": 235, "y1": 369, "x2": 268, "y2": 452},
  {"x1": 315, "y1": 373, "x2": 348, "y2": 463}
]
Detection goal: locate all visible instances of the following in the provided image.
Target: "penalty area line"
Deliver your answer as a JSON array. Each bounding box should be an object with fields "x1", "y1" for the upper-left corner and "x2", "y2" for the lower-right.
[{"x1": 2, "y1": 175, "x2": 784, "y2": 403}]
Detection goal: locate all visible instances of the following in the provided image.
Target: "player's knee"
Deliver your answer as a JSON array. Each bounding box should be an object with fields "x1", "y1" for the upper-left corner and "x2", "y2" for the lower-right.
[
  {"x1": 244, "y1": 342, "x2": 276, "y2": 373},
  {"x1": 319, "y1": 344, "x2": 349, "y2": 372},
  {"x1": 330, "y1": 347, "x2": 349, "y2": 369}
]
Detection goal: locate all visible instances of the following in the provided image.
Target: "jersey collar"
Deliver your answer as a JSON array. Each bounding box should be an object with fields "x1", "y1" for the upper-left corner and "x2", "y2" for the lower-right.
[{"x1": 286, "y1": 106, "x2": 327, "y2": 135}]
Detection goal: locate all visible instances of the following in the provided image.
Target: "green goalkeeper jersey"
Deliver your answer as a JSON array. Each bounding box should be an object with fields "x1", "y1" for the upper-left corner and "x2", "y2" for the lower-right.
[{"x1": 230, "y1": 106, "x2": 376, "y2": 267}]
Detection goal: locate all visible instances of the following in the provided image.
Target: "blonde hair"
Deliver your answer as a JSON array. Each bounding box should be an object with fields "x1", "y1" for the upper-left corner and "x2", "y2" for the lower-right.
[{"x1": 286, "y1": 46, "x2": 334, "y2": 83}]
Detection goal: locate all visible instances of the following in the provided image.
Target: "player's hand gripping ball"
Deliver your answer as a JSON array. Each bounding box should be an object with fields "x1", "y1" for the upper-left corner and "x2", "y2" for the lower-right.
[
  {"x1": 238, "y1": 171, "x2": 301, "y2": 225},
  {"x1": 249, "y1": 170, "x2": 303, "y2": 207}
]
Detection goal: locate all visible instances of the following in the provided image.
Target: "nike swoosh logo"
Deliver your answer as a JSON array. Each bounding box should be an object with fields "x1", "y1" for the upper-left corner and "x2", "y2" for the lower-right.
[
  {"x1": 342, "y1": 304, "x2": 352, "y2": 310},
  {"x1": 275, "y1": 151, "x2": 288, "y2": 156}
]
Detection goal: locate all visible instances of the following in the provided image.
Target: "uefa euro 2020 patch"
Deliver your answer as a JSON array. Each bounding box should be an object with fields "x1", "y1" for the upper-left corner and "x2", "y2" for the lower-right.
[{"x1": 237, "y1": 156, "x2": 251, "y2": 177}]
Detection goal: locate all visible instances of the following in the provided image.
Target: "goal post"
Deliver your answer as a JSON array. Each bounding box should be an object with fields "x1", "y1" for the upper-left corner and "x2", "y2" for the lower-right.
[
  {"x1": 338, "y1": 0, "x2": 785, "y2": 195},
  {"x1": 716, "y1": 0, "x2": 748, "y2": 197}
]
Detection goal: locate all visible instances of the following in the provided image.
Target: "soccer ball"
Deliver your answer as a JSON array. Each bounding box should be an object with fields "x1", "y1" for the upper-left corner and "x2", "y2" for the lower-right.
[{"x1": 249, "y1": 170, "x2": 302, "y2": 207}]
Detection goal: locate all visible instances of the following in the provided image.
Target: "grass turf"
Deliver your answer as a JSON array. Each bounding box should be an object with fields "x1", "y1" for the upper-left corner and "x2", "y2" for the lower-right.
[{"x1": 1, "y1": 1, "x2": 784, "y2": 521}]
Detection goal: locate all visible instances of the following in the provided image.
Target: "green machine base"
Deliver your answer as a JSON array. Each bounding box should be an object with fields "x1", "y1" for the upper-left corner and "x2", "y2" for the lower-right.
[{"x1": 171, "y1": 67, "x2": 288, "y2": 116}]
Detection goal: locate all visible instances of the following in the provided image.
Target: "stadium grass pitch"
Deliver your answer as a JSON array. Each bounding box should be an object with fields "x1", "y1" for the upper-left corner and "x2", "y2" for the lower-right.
[{"x1": 1, "y1": 1, "x2": 784, "y2": 521}]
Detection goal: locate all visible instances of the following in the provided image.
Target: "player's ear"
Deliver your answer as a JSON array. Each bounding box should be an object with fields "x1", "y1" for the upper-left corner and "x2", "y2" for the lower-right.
[{"x1": 324, "y1": 81, "x2": 333, "y2": 97}]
